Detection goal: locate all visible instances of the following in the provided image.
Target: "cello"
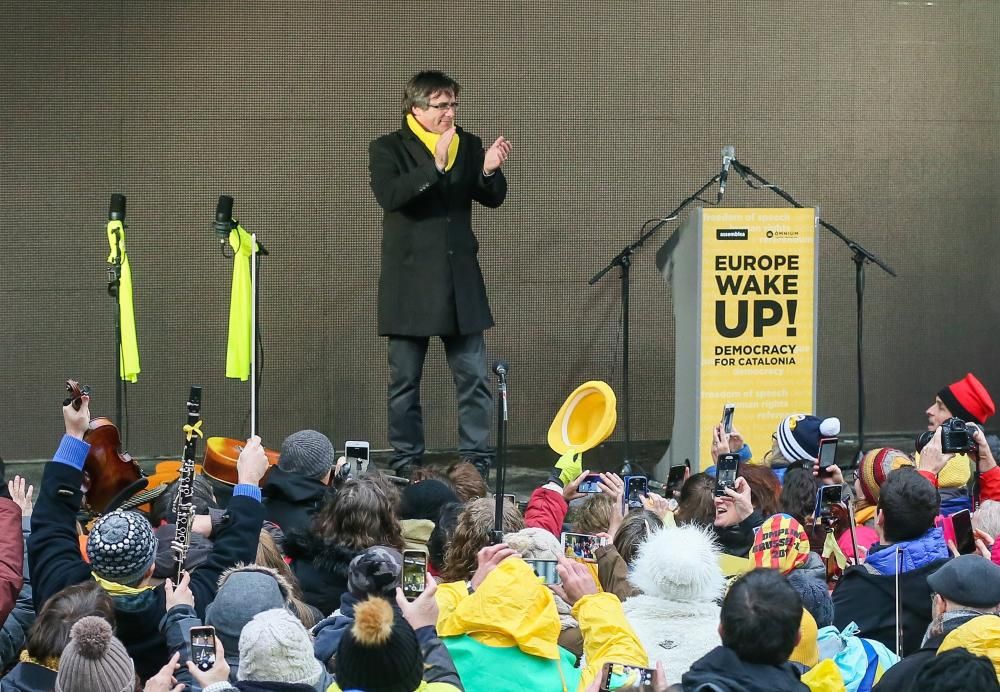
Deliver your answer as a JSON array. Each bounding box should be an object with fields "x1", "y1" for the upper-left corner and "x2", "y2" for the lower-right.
[{"x1": 64, "y1": 379, "x2": 163, "y2": 514}]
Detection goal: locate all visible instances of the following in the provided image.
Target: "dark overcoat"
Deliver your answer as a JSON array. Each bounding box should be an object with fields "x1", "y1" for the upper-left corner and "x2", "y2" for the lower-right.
[{"x1": 369, "y1": 118, "x2": 507, "y2": 336}]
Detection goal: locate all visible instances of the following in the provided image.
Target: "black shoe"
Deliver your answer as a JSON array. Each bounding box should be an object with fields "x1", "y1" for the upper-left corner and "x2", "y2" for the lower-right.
[{"x1": 391, "y1": 458, "x2": 422, "y2": 481}]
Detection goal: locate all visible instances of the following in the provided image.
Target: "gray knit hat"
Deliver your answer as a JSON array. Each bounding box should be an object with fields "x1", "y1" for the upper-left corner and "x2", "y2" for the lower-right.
[
  {"x1": 54, "y1": 616, "x2": 134, "y2": 692},
  {"x1": 279, "y1": 430, "x2": 335, "y2": 479},
  {"x1": 238, "y1": 608, "x2": 323, "y2": 686},
  {"x1": 86, "y1": 510, "x2": 157, "y2": 586},
  {"x1": 206, "y1": 565, "x2": 291, "y2": 656}
]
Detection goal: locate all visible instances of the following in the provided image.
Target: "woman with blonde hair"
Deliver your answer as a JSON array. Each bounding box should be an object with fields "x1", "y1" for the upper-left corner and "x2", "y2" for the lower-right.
[{"x1": 441, "y1": 497, "x2": 523, "y2": 583}]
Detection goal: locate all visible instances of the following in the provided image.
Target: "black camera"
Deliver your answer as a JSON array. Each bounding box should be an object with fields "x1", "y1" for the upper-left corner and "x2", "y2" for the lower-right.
[
  {"x1": 915, "y1": 430, "x2": 934, "y2": 454},
  {"x1": 940, "y1": 417, "x2": 974, "y2": 454}
]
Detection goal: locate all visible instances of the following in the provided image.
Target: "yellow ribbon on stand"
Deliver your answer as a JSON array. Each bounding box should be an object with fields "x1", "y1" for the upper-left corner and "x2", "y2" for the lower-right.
[
  {"x1": 106, "y1": 220, "x2": 140, "y2": 382},
  {"x1": 226, "y1": 225, "x2": 259, "y2": 381}
]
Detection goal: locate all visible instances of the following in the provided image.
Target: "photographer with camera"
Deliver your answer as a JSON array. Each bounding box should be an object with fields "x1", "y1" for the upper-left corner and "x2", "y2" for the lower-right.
[{"x1": 915, "y1": 373, "x2": 996, "y2": 514}]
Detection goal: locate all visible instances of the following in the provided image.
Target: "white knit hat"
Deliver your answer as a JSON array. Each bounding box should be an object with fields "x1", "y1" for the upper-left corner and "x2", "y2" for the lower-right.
[{"x1": 237, "y1": 608, "x2": 322, "y2": 686}]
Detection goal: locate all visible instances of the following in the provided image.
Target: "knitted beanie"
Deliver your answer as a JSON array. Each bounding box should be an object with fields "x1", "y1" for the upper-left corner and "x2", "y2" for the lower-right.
[
  {"x1": 335, "y1": 597, "x2": 423, "y2": 692},
  {"x1": 206, "y1": 565, "x2": 291, "y2": 655},
  {"x1": 347, "y1": 546, "x2": 403, "y2": 598},
  {"x1": 238, "y1": 608, "x2": 323, "y2": 686},
  {"x1": 279, "y1": 430, "x2": 335, "y2": 479},
  {"x1": 86, "y1": 510, "x2": 157, "y2": 585},
  {"x1": 776, "y1": 415, "x2": 841, "y2": 463},
  {"x1": 54, "y1": 616, "x2": 134, "y2": 692},
  {"x1": 858, "y1": 448, "x2": 913, "y2": 506},
  {"x1": 940, "y1": 373, "x2": 995, "y2": 425},
  {"x1": 399, "y1": 479, "x2": 460, "y2": 521},
  {"x1": 786, "y1": 568, "x2": 835, "y2": 628},
  {"x1": 750, "y1": 514, "x2": 811, "y2": 575}
]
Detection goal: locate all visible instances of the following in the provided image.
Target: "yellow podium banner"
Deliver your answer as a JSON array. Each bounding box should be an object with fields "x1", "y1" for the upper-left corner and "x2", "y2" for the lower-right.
[{"x1": 699, "y1": 208, "x2": 817, "y2": 462}]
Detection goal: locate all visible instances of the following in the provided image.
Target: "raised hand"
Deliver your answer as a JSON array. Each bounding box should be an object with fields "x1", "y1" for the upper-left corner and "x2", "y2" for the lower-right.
[
  {"x1": 63, "y1": 394, "x2": 91, "y2": 440},
  {"x1": 236, "y1": 435, "x2": 268, "y2": 486},
  {"x1": 470, "y1": 543, "x2": 518, "y2": 591},
  {"x1": 164, "y1": 570, "x2": 194, "y2": 612},
  {"x1": 435, "y1": 127, "x2": 457, "y2": 171},
  {"x1": 395, "y1": 574, "x2": 439, "y2": 630},
  {"x1": 8, "y1": 476, "x2": 33, "y2": 517},
  {"x1": 143, "y1": 652, "x2": 184, "y2": 692},
  {"x1": 483, "y1": 136, "x2": 512, "y2": 174}
]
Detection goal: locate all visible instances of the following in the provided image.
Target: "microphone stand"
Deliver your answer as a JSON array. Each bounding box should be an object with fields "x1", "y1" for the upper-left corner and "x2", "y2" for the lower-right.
[
  {"x1": 590, "y1": 174, "x2": 721, "y2": 476},
  {"x1": 106, "y1": 226, "x2": 125, "y2": 439},
  {"x1": 490, "y1": 366, "x2": 509, "y2": 544},
  {"x1": 731, "y1": 159, "x2": 896, "y2": 453}
]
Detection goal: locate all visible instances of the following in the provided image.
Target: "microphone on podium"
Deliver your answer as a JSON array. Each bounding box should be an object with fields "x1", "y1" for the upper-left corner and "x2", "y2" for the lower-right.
[{"x1": 717, "y1": 145, "x2": 735, "y2": 204}]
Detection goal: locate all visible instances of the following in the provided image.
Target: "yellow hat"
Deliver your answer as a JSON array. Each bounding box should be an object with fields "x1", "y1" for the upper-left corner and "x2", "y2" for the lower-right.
[
  {"x1": 547, "y1": 381, "x2": 617, "y2": 455},
  {"x1": 790, "y1": 608, "x2": 819, "y2": 668}
]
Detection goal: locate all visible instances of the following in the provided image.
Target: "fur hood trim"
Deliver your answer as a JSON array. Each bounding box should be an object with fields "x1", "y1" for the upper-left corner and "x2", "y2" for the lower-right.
[
  {"x1": 284, "y1": 530, "x2": 364, "y2": 579},
  {"x1": 628, "y1": 524, "x2": 725, "y2": 603}
]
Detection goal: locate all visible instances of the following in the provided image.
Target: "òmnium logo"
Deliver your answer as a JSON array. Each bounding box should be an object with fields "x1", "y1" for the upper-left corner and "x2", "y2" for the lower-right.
[{"x1": 716, "y1": 228, "x2": 748, "y2": 240}]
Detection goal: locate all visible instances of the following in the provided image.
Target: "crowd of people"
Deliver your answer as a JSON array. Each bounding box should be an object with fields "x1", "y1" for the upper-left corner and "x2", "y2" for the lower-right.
[{"x1": 0, "y1": 372, "x2": 997, "y2": 691}]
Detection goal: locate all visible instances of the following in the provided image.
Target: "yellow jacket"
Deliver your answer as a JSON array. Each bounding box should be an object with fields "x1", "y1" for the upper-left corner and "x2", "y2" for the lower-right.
[
  {"x1": 938, "y1": 614, "x2": 1000, "y2": 679},
  {"x1": 436, "y1": 558, "x2": 646, "y2": 691}
]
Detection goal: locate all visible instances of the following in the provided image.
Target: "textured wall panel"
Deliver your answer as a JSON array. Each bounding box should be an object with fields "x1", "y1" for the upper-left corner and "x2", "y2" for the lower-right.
[{"x1": 1, "y1": 1, "x2": 997, "y2": 460}]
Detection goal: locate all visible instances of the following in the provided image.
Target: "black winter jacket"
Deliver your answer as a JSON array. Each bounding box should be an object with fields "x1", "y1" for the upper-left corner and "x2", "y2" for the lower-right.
[
  {"x1": 681, "y1": 646, "x2": 809, "y2": 692},
  {"x1": 284, "y1": 531, "x2": 363, "y2": 617},
  {"x1": 262, "y1": 468, "x2": 329, "y2": 536},
  {"x1": 28, "y1": 458, "x2": 264, "y2": 680}
]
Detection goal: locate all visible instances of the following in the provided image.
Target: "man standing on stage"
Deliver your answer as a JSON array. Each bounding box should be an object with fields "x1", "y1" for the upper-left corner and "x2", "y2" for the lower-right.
[{"x1": 369, "y1": 70, "x2": 512, "y2": 481}]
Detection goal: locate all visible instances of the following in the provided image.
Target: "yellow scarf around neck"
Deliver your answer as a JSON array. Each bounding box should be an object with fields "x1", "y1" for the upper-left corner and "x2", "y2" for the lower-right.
[
  {"x1": 406, "y1": 113, "x2": 459, "y2": 171},
  {"x1": 94, "y1": 573, "x2": 155, "y2": 597}
]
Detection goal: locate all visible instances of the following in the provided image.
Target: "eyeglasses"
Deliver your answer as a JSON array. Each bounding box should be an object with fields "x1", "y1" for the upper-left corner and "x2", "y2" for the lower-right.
[{"x1": 425, "y1": 101, "x2": 459, "y2": 111}]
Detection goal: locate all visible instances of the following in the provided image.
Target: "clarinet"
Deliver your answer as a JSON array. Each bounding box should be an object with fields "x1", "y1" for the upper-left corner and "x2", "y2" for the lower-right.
[{"x1": 172, "y1": 385, "x2": 204, "y2": 582}]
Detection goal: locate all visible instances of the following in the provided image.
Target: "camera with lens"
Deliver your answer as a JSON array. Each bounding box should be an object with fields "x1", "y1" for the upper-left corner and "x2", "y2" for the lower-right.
[{"x1": 940, "y1": 417, "x2": 974, "y2": 454}]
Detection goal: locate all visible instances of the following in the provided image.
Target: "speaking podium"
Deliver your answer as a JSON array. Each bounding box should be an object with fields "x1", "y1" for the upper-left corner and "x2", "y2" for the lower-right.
[{"x1": 654, "y1": 207, "x2": 818, "y2": 477}]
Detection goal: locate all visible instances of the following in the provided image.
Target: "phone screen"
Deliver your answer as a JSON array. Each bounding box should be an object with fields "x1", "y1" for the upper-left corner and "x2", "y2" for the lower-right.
[
  {"x1": 578, "y1": 474, "x2": 603, "y2": 494},
  {"x1": 189, "y1": 626, "x2": 216, "y2": 671},
  {"x1": 524, "y1": 559, "x2": 560, "y2": 585},
  {"x1": 402, "y1": 551, "x2": 427, "y2": 600},
  {"x1": 624, "y1": 476, "x2": 648, "y2": 509},
  {"x1": 345, "y1": 443, "x2": 369, "y2": 461},
  {"x1": 721, "y1": 404, "x2": 736, "y2": 435},
  {"x1": 561, "y1": 532, "x2": 608, "y2": 562},
  {"x1": 952, "y1": 510, "x2": 975, "y2": 555},
  {"x1": 600, "y1": 662, "x2": 655, "y2": 691},
  {"x1": 715, "y1": 454, "x2": 739, "y2": 496},
  {"x1": 818, "y1": 437, "x2": 838, "y2": 470},
  {"x1": 815, "y1": 485, "x2": 843, "y2": 517},
  {"x1": 667, "y1": 465, "x2": 686, "y2": 486}
]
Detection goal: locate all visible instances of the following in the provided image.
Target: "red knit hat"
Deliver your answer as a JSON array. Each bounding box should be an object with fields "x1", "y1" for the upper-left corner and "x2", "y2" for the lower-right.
[{"x1": 939, "y1": 373, "x2": 995, "y2": 424}]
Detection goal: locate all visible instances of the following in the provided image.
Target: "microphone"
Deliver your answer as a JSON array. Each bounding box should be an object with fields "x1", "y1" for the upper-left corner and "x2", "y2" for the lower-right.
[
  {"x1": 108, "y1": 194, "x2": 126, "y2": 222},
  {"x1": 717, "y1": 145, "x2": 735, "y2": 204},
  {"x1": 492, "y1": 360, "x2": 509, "y2": 378},
  {"x1": 214, "y1": 195, "x2": 235, "y2": 242}
]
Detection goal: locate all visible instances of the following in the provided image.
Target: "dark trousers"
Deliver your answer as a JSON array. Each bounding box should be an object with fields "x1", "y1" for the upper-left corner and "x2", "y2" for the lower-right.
[{"x1": 387, "y1": 332, "x2": 493, "y2": 469}]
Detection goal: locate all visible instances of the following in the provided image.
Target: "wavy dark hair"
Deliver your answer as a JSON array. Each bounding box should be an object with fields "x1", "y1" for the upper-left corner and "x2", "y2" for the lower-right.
[
  {"x1": 311, "y1": 477, "x2": 404, "y2": 551},
  {"x1": 675, "y1": 473, "x2": 716, "y2": 528}
]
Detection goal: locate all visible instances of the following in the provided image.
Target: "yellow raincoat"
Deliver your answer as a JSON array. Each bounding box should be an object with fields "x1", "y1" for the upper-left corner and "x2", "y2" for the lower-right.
[{"x1": 436, "y1": 558, "x2": 646, "y2": 691}]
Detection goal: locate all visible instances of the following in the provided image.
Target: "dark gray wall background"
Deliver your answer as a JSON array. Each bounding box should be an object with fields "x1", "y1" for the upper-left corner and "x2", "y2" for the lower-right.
[{"x1": 2, "y1": 1, "x2": 997, "y2": 461}]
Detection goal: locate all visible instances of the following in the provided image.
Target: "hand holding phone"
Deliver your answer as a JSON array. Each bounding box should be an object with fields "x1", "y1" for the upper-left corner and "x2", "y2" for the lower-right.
[
  {"x1": 402, "y1": 550, "x2": 428, "y2": 601},
  {"x1": 944, "y1": 509, "x2": 976, "y2": 556},
  {"x1": 599, "y1": 662, "x2": 656, "y2": 691},
  {"x1": 623, "y1": 476, "x2": 649, "y2": 510},
  {"x1": 344, "y1": 440, "x2": 370, "y2": 477},
  {"x1": 817, "y1": 437, "x2": 838, "y2": 472},
  {"x1": 189, "y1": 626, "x2": 217, "y2": 672},
  {"x1": 577, "y1": 474, "x2": 603, "y2": 494}
]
